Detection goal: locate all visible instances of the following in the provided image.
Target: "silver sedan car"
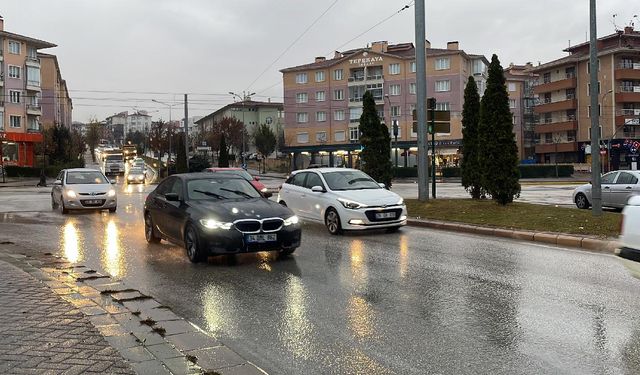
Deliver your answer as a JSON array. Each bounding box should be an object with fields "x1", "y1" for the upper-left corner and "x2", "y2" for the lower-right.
[
  {"x1": 51, "y1": 168, "x2": 117, "y2": 214},
  {"x1": 126, "y1": 167, "x2": 146, "y2": 184},
  {"x1": 573, "y1": 170, "x2": 640, "y2": 209}
]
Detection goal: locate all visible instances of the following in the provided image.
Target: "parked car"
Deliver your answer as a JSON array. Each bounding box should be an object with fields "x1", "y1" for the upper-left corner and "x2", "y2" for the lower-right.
[
  {"x1": 51, "y1": 168, "x2": 117, "y2": 214},
  {"x1": 126, "y1": 167, "x2": 146, "y2": 184},
  {"x1": 143, "y1": 173, "x2": 301, "y2": 262},
  {"x1": 205, "y1": 167, "x2": 268, "y2": 194},
  {"x1": 616, "y1": 195, "x2": 640, "y2": 279},
  {"x1": 277, "y1": 168, "x2": 407, "y2": 235},
  {"x1": 573, "y1": 170, "x2": 640, "y2": 209}
]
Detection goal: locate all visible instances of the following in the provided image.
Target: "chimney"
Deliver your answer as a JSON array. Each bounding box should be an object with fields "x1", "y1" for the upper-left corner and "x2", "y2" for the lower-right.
[
  {"x1": 315, "y1": 56, "x2": 326, "y2": 63},
  {"x1": 447, "y1": 41, "x2": 459, "y2": 50},
  {"x1": 0, "y1": 16, "x2": 4, "y2": 31},
  {"x1": 425, "y1": 39, "x2": 431, "y2": 48},
  {"x1": 371, "y1": 41, "x2": 388, "y2": 53},
  {"x1": 334, "y1": 51, "x2": 342, "y2": 59},
  {"x1": 624, "y1": 26, "x2": 634, "y2": 34},
  {"x1": 268, "y1": 97, "x2": 271, "y2": 103}
]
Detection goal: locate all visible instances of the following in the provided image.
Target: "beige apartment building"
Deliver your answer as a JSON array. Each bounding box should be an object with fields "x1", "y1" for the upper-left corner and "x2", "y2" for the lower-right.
[
  {"x1": 531, "y1": 26, "x2": 640, "y2": 170},
  {"x1": 280, "y1": 40, "x2": 488, "y2": 169},
  {"x1": 39, "y1": 53, "x2": 72, "y2": 129},
  {"x1": 505, "y1": 63, "x2": 538, "y2": 161}
]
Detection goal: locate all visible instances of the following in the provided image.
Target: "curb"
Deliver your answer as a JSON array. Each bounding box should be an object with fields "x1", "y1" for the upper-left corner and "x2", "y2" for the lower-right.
[{"x1": 407, "y1": 219, "x2": 619, "y2": 253}]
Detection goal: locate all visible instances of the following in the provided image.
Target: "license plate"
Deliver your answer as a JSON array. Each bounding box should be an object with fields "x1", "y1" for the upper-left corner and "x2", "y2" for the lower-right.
[
  {"x1": 375, "y1": 212, "x2": 396, "y2": 219},
  {"x1": 84, "y1": 199, "x2": 102, "y2": 205},
  {"x1": 246, "y1": 234, "x2": 277, "y2": 243}
]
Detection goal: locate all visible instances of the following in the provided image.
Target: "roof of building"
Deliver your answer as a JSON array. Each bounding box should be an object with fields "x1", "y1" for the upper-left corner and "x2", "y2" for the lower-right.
[
  {"x1": 0, "y1": 30, "x2": 56, "y2": 49},
  {"x1": 195, "y1": 100, "x2": 283, "y2": 125}
]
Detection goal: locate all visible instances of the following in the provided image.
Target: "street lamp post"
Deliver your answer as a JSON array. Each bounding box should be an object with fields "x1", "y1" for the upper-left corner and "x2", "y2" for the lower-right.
[
  {"x1": 229, "y1": 91, "x2": 255, "y2": 168},
  {"x1": 601, "y1": 89, "x2": 614, "y2": 172}
]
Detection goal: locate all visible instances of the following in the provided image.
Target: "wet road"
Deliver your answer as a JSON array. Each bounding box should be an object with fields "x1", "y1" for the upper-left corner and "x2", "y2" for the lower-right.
[{"x1": 1, "y1": 182, "x2": 640, "y2": 374}]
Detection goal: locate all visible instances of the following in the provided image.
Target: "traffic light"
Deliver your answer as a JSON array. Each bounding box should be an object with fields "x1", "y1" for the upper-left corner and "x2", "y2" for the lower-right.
[{"x1": 427, "y1": 97, "x2": 436, "y2": 110}]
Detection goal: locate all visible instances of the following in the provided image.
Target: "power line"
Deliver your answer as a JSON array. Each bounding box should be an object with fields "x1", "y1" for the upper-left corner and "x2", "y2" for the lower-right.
[{"x1": 245, "y1": 0, "x2": 340, "y2": 91}]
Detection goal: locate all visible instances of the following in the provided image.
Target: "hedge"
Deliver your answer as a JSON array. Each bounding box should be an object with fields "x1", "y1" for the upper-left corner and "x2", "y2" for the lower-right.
[{"x1": 4, "y1": 160, "x2": 86, "y2": 178}]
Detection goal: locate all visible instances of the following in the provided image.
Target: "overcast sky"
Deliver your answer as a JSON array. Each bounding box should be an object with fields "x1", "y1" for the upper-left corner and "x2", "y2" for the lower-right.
[{"x1": 3, "y1": 0, "x2": 637, "y2": 123}]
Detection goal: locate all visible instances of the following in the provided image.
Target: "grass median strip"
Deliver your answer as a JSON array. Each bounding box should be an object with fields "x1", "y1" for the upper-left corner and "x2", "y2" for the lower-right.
[{"x1": 405, "y1": 199, "x2": 621, "y2": 238}]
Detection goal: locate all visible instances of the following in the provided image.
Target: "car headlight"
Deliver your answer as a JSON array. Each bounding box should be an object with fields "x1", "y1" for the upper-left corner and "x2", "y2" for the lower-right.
[
  {"x1": 66, "y1": 190, "x2": 77, "y2": 198},
  {"x1": 337, "y1": 198, "x2": 367, "y2": 209},
  {"x1": 261, "y1": 187, "x2": 268, "y2": 193},
  {"x1": 107, "y1": 189, "x2": 116, "y2": 197},
  {"x1": 397, "y1": 198, "x2": 404, "y2": 205},
  {"x1": 283, "y1": 215, "x2": 299, "y2": 226},
  {"x1": 127, "y1": 175, "x2": 134, "y2": 180},
  {"x1": 199, "y1": 219, "x2": 232, "y2": 230}
]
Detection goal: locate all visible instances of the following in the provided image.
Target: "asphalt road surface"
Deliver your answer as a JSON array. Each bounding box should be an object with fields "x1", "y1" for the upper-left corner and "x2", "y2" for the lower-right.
[{"x1": 1, "y1": 181, "x2": 639, "y2": 374}]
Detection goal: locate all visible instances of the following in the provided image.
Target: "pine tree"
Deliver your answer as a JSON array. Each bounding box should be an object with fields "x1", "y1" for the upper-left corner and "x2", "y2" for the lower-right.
[
  {"x1": 218, "y1": 134, "x2": 229, "y2": 167},
  {"x1": 359, "y1": 91, "x2": 392, "y2": 188},
  {"x1": 461, "y1": 76, "x2": 483, "y2": 199},
  {"x1": 479, "y1": 54, "x2": 521, "y2": 205}
]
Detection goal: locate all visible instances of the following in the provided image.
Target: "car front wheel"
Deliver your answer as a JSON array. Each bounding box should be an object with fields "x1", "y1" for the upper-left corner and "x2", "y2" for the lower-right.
[
  {"x1": 144, "y1": 213, "x2": 161, "y2": 243},
  {"x1": 575, "y1": 193, "x2": 589, "y2": 209},
  {"x1": 185, "y1": 224, "x2": 206, "y2": 263},
  {"x1": 325, "y1": 208, "x2": 343, "y2": 235},
  {"x1": 51, "y1": 195, "x2": 58, "y2": 210}
]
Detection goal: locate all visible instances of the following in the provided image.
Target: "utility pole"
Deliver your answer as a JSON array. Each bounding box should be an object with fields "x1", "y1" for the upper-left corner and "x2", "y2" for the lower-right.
[
  {"x1": 415, "y1": 0, "x2": 429, "y2": 201},
  {"x1": 428, "y1": 98, "x2": 436, "y2": 198},
  {"x1": 589, "y1": 0, "x2": 602, "y2": 216},
  {"x1": 184, "y1": 94, "x2": 189, "y2": 171}
]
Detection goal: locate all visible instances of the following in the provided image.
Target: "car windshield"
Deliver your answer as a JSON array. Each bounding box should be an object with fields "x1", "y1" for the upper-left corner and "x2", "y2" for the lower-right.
[
  {"x1": 106, "y1": 155, "x2": 123, "y2": 161},
  {"x1": 322, "y1": 170, "x2": 380, "y2": 191},
  {"x1": 187, "y1": 178, "x2": 262, "y2": 200},
  {"x1": 66, "y1": 171, "x2": 109, "y2": 185},
  {"x1": 129, "y1": 168, "x2": 144, "y2": 174}
]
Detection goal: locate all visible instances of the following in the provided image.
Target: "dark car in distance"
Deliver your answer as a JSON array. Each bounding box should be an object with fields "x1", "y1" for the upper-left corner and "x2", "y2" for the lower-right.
[{"x1": 144, "y1": 173, "x2": 301, "y2": 262}]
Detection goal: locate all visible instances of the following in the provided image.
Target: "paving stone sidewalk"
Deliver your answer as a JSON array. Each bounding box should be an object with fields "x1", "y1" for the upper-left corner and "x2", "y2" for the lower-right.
[{"x1": 0, "y1": 259, "x2": 134, "y2": 375}]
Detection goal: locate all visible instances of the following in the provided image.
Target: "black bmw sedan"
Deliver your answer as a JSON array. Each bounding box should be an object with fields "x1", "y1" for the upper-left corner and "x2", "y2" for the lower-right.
[{"x1": 144, "y1": 173, "x2": 301, "y2": 262}]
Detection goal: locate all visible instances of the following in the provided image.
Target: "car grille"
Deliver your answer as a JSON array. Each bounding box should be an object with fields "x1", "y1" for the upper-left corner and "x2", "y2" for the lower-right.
[
  {"x1": 234, "y1": 218, "x2": 284, "y2": 233},
  {"x1": 79, "y1": 192, "x2": 106, "y2": 196},
  {"x1": 80, "y1": 199, "x2": 106, "y2": 207},
  {"x1": 364, "y1": 208, "x2": 403, "y2": 222}
]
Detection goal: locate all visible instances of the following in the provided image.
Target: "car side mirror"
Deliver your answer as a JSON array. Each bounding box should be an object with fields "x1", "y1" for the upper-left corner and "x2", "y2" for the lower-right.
[
  {"x1": 110, "y1": 179, "x2": 117, "y2": 184},
  {"x1": 165, "y1": 193, "x2": 180, "y2": 202},
  {"x1": 262, "y1": 191, "x2": 273, "y2": 199},
  {"x1": 53, "y1": 180, "x2": 62, "y2": 186},
  {"x1": 254, "y1": 176, "x2": 260, "y2": 181},
  {"x1": 378, "y1": 183, "x2": 386, "y2": 188},
  {"x1": 311, "y1": 186, "x2": 325, "y2": 193}
]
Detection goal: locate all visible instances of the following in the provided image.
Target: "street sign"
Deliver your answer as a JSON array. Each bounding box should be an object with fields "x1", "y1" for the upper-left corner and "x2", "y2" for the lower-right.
[
  {"x1": 196, "y1": 146, "x2": 211, "y2": 151},
  {"x1": 427, "y1": 110, "x2": 451, "y2": 122}
]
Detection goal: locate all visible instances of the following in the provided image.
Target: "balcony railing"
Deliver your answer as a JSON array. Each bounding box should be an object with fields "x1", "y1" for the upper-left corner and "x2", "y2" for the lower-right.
[
  {"x1": 566, "y1": 72, "x2": 576, "y2": 79},
  {"x1": 542, "y1": 115, "x2": 576, "y2": 124},
  {"x1": 618, "y1": 62, "x2": 640, "y2": 70},
  {"x1": 348, "y1": 76, "x2": 365, "y2": 82},
  {"x1": 621, "y1": 86, "x2": 640, "y2": 93},
  {"x1": 366, "y1": 74, "x2": 383, "y2": 80},
  {"x1": 621, "y1": 109, "x2": 640, "y2": 116}
]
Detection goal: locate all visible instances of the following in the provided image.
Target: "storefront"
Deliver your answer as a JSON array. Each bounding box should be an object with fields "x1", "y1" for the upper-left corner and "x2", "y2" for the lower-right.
[{"x1": 0, "y1": 132, "x2": 44, "y2": 168}]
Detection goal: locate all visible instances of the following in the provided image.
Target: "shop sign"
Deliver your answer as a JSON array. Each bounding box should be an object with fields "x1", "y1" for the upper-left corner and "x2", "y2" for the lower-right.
[{"x1": 349, "y1": 55, "x2": 383, "y2": 67}]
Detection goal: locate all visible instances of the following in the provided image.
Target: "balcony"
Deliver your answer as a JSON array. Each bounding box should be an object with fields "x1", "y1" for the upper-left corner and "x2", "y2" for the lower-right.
[
  {"x1": 535, "y1": 142, "x2": 578, "y2": 154},
  {"x1": 25, "y1": 56, "x2": 40, "y2": 67},
  {"x1": 616, "y1": 115, "x2": 640, "y2": 127},
  {"x1": 615, "y1": 62, "x2": 640, "y2": 80},
  {"x1": 533, "y1": 77, "x2": 577, "y2": 94},
  {"x1": 26, "y1": 104, "x2": 42, "y2": 116},
  {"x1": 616, "y1": 86, "x2": 640, "y2": 103},
  {"x1": 534, "y1": 118, "x2": 578, "y2": 134},
  {"x1": 534, "y1": 98, "x2": 577, "y2": 114},
  {"x1": 26, "y1": 80, "x2": 41, "y2": 92}
]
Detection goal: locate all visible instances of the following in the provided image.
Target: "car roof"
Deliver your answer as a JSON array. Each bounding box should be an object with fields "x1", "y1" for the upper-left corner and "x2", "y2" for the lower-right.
[
  {"x1": 207, "y1": 168, "x2": 243, "y2": 171},
  {"x1": 291, "y1": 167, "x2": 359, "y2": 174},
  {"x1": 175, "y1": 172, "x2": 245, "y2": 181},
  {"x1": 65, "y1": 168, "x2": 102, "y2": 172}
]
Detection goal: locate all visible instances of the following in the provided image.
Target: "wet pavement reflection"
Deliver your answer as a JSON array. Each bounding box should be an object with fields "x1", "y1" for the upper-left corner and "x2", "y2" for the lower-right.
[{"x1": 2, "y1": 182, "x2": 640, "y2": 374}]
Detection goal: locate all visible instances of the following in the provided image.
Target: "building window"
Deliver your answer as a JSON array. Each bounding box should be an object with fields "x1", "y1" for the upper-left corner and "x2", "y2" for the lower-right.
[
  {"x1": 349, "y1": 127, "x2": 359, "y2": 141},
  {"x1": 435, "y1": 80, "x2": 450, "y2": 92},
  {"x1": 316, "y1": 111, "x2": 327, "y2": 122},
  {"x1": 27, "y1": 66, "x2": 40, "y2": 86},
  {"x1": 297, "y1": 132, "x2": 309, "y2": 144},
  {"x1": 334, "y1": 69, "x2": 343, "y2": 80},
  {"x1": 435, "y1": 102, "x2": 450, "y2": 111},
  {"x1": 316, "y1": 131, "x2": 327, "y2": 142},
  {"x1": 391, "y1": 106, "x2": 401, "y2": 117},
  {"x1": 389, "y1": 84, "x2": 401, "y2": 96},
  {"x1": 9, "y1": 90, "x2": 21, "y2": 103},
  {"x1": 0, "y1": 111, "x2": 3, "y2": 130},
  {"x1": 587, "y1": 82, "x2": 601, "y2": 96},
  {"x1": 410, "y1": 61, "x2": 416, "y2": 73},
  {"x1": 278, "y1": 110, "x2": 284, "y2": 118},
  {"x1": 334, "y1": 130, "x2": 346, "y2": 142},
  {"x1": 29, "y1": 117, "x2": 39, "y2": 131},
  {"x1": 349, "y1": 107, "x2": 363, "y2": 122},
  {"x1": 295, "y1": 73, "x2": 308, "y2": 84},
  {"x1": 296, "y1": 93, "x2": 308, "y2": 103},
  {"x1": 435, "y1": 57, "x2": 450, "y2": 70},
  {"x1": 315, "y1": 71, "x2": 325, "y2": 82},
  {"x1": 8, "y1": 66, "x2": 21, "y2": 79},
  {"x1": 334, "y1": 110, "x2": 345, "y2": 121},
  {"x1": 27, "y1": 47, "x2": 37, "y2": 59},
  {"x1": 509, "y1": 99, "x2": 516, "y2": 109},
  {"x1": 333, "y1": 89, "x2": 344, "y2": 100},
  {"x1": 8, "y1": 41, "x2": 20, "y2": 55},
  {"x1": 10, "y1": 115, "x2": 21, "y2": 128},
  {"x1": 296, "y1": 113, "x2": 308, "y2": 123},
  {"x1": 566, "y1": 88, "x2": 576, "y2": 100},
  {"x1": 587, "y1": 59, "x2": 600, "y2": 74},
  {"x1": 587, "y1": 104, "x2": 602, "y2": 118},
  {"x1": 508, "y1": 83, "x2": 516, "y2": 92},
  {"x1": 315, "y1": 91, "x2": 326, "y2": 102},
  {"x1": 389, "y1": 63, "x2": 400, "y2": 75},
  {"x1": 409, "y1": 82, "x2": 416, "y2": 94},
  {"x1": 543, "y1": 72, "x2": 551, "y2": 83}
]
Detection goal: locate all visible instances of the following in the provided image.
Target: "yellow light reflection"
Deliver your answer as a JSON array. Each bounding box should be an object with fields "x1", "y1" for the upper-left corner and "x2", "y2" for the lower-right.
[
  {"x1": 399, "y1": 235, "x2": 409, "y2": 278},
  {"x1": 257, "y1": 252, "x2": 272, "y2": 272},
  {"x1": 347, "y1": 239, "x2": 376, "y2": 341},
  {"x1": 280, "y1": 276, "x2": 314, "y2": 359},
  {"x1": 103, "y1": 220, "x2": 123, "y2": 277},
  {"x1": 348, "y1": 296, "x2": 374, "y2": 338},
  {"x1": 62, "y1": 222, "x2": 81, "y2": 263},
  {"x1": 350, "y1": 239, "x2": 367, "y2": 282}
]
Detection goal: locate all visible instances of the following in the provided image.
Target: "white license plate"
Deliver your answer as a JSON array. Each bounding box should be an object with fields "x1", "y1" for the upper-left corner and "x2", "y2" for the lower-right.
[
  {"x1": 375, "y1": 212, "x2": 396, "y2": 219},
  {"x1": 84, "y1": 199, "x2": 102, "y2": 205},
  {"x1": 246, "y1": 234, "x2": 277, "y2": 243}
]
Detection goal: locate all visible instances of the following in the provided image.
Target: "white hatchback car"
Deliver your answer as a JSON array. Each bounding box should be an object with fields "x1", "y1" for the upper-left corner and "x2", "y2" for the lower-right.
[
  {"x1": 277, "y1": 168, "x2": 407, "y2": 234},
  {"x1": 51, "y1": 168, "x2": 117, "y2": 214},
  {"x1": 617, "y1": 195, "x2": 640, "y2": 279}
]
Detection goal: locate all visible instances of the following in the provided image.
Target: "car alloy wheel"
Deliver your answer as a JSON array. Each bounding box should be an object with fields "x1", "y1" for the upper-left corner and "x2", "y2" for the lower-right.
[
  {"x1": 575, "y1": 193, "x2": 589, "y2": 209},
  {"x1": 325, "y1": 208, "x2": 342, "y2": 235},
  {"x1": 144, "y1": 213, "x2": 161, "y2": 243},
  {"x1": 60, "y1": 196, "x2": 69, "y2": 215},
  {"x1": 185, "y1": 225, "x2": 206, "y2": 263},
  {"x1": 51, "y1": 195, "x2": 58, "y2": 210}
]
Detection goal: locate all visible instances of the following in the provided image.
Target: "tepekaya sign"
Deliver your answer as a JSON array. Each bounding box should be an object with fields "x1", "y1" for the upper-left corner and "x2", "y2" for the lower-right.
[{"x1": 349, "y1": 55, "x2": 383, "y2": 67}]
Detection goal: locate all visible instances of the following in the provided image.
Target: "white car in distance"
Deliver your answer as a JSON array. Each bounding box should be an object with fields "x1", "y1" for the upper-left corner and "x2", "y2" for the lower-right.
[
  {"x1": 617, "y1": 195, "x2": 640, "y2": 279},
  {"x1": 277, "y1": 168, "x2": 407, "y2": 234}
]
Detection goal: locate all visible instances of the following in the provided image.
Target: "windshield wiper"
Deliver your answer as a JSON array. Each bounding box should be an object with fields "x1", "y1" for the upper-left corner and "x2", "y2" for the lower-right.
[
  {"x1": 347, "y1": 177, "x2": 373, "y2": 185},
  {"x1": 193, "y1": 189, "x2": 225, "y2": 200},
  {"x1": 220, "y1": 188, "x2": 254, "y2": 199}
]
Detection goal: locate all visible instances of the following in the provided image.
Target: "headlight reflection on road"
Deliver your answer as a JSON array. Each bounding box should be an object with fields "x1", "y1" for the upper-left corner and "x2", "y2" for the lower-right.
[
  {"x1": 399, "y1": 235, "x2": 409, "y2": 278},
  {"x1": 347, "y1": 239, "x2": 376, "y2": 341},
  {"x1": 62, "y1": 221, "x2": 81, "y2": 263},
  {"x1": 103, "y1": 220, "x2": 123, "y2": 277},
  {"x1": 280, "y1": 276, "x2": 314, "y2": 359}
]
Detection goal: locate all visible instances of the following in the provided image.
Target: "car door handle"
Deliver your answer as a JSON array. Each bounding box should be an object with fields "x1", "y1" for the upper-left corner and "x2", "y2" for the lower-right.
[
  {"x1": 301, "y1": 194, "x2": 306, "y2": 198},
  {"x1": 626, "y1": 186, "x2": 633, "y2": 190},
  {"x1": 604, "y1": 186, "x2": 610, "y2": 189}
]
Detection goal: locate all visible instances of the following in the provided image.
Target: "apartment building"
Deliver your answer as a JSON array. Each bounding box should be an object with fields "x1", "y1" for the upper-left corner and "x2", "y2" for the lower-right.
[
  {"x1": 126, "y1": 111, "x2": 152, "y2": 134},
  {"x1": 280, "y1": 40, "x2": 488, "y2": 169},
  {"x1": 39, "y1": 53, "x2": 72, "y2": 129},
  {"x1": 505, "y1": 63, "x2": 539, "y2": 161},
  {"x1": 531, "y1": 25, "x2": 640, "y2": 170},
  {"x1": 0, "y1": 17, "x2": 60, "y2": 167}
]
